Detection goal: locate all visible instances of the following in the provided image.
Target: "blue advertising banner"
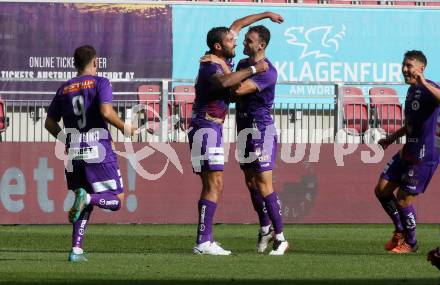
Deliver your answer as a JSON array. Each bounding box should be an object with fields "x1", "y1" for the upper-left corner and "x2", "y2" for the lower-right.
[{"x1": 172, "y1": 5, "x2": 440, "y2": 101}]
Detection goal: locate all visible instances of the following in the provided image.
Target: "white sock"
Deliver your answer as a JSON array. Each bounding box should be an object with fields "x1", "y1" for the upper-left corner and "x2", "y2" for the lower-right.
[
  {"x1": 261, "y1": 225, "x2": 271, "y2": 235},
  {"x1": 275, "y1": 233, "x2": 285, "y2": 241},
  {"x1": 86, "y1": 194, "x2": 91, "y2": 205},
  {"x1": 72, "y1": 247, "x2": 83, "y2": 254}
]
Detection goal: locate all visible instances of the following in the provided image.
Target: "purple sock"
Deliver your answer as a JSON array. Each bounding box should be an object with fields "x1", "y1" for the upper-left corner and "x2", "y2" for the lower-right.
[
  {"x1": 249, "y1": 188, "x2": 271, "y2": 227},
  {"x1": 263, "y1": 192, "x2": 284, "y2": 235},
  {"x1": 399, "y1": 205, "x2": 417, "y2": 246},
  {"x1": 196, "y1": 199, "x2": 217, "y2": 245},
  {"x1": 72, "y1": 205, "x2": 93, "y2": 249},
  {"x1": 376, "y1": 194, "x2": 404, "y2": 232},
  {"x1": 90, "y1": 192, "x2": 121, "y2": 211}
]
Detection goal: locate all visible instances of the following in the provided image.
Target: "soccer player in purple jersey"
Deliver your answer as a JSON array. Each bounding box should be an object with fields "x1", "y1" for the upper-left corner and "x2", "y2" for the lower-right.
[
  {"x1": 231, "y1": 25, "x2": 288, "y2": 255},
  {"x1": 190, "y1": 12, "x2": 283, "y2": 256},
  {"x1": 375, "y1": 50, "x2": 440, "y2": 253},
  {"x1": 45, "y1": 45, "x2": 136, "y2": 262}
]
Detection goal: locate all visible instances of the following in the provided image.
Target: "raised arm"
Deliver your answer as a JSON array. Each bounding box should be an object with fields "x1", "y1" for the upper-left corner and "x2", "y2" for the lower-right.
[
  {"x1": 229, "y1": 12, "x2": 284, "y2": 34},
  {"x1": 413, "y1": 70, "x2": 440, "y2": 103}
]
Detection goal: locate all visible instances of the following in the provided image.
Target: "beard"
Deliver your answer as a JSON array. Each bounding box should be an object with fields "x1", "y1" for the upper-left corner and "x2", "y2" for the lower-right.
[{"x1": 224, "y1": 49, "x2": 235, "y2": 58}]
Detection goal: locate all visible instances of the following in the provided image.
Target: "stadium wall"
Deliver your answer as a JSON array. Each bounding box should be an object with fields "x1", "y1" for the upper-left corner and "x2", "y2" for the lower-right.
[{"x1": 1, "y1": 143, "x2": 439, "y2": 224}]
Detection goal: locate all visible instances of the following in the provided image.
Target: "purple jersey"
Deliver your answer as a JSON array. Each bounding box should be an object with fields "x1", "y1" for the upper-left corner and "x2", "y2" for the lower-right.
[
  {"x1": 192, "y1": 60, "x2": 233, "y2": 124},
  {"x1": 47, "y1": 75, "x2": 116, "y2": 164},
  {"x1": 236, "y1": 58, "x2": 277, "y2": 126},
  {"x1": 401, "y1": 80, "x2": 440, "y2": 164}
]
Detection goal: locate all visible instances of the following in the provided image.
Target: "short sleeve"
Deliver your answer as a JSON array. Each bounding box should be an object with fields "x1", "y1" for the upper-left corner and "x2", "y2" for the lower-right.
[
  {"x1": 249, "y1": 66, "x2": 277, "y2": 92},
  {"x1": 203, "y1": 62, "x2": 224, "y2": 77},
  {"x1": 236, "y1": 59, "x2": 247, "y2": 72},
  {"x1": 47, "y1": 88, "x2": 62, "y2": 122},
  {"x1": 97, "y1": 78, "x2": 113, "y2": 104}
]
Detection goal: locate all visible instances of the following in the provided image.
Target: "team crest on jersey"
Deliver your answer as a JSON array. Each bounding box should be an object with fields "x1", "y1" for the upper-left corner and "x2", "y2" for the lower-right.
[
  {"x1": 412, "y1": 100, "x2": 420, "y2": 111},
  {"x1": 414, "y1": 90, "x2": 422, "y2": 99}
]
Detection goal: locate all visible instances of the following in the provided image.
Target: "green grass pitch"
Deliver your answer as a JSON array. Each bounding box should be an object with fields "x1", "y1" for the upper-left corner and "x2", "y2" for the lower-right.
[{"x1": 1, "y1": 224, "x2": 440, "y2": 285}]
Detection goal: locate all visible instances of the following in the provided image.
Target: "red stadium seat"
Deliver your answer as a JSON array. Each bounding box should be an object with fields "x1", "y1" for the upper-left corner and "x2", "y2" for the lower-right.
[
  {"x1": 137, "y1": 84, "x2": 170, "y2": 134},
  {"x1": 341, "y1": 86, "x2": 369, "y2": 135},
  {"x1": 263, "y1": 0, "x2": 288, "y2": 3},
  {"x1": 301, "y1": 0, "x2": 321, "y2": 3},
  {"x1": 426, "y1": 1, "x2": 440, "y2": 5},
  {"x1": 361, "y1": 0, "x2": 380, "y2": 4},
  {"x1": 369, "y1": 87, "x2": 403, "y2": 134},
  {"x1": 0, "y1": 99, "x2": 6, "y2": 132},
  {"x1": 138, "y1": 84, "x2": 161, "y2": 104},
  {"x1": 173, "y1": 85, "x2": 195, "y2": 130},
  {"x1": 393, "y1": 1, "x2": 417, "y2": 4},
  {"x1": 330, "y1": 0, "x2": 354, "y2": 4}
]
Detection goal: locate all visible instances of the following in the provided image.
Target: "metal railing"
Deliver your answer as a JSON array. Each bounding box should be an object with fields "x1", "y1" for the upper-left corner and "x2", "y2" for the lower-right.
[{"x1": 0, "y1": 78, "x2": 408, "y2": 143}]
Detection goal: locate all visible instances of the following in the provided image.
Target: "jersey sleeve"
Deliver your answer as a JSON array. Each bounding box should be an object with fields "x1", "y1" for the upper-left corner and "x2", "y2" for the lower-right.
[
  {"x1": 47, "y1": 88, "x2": 62, "y2": 122},
  {"x1": 204, "y1": 62, "x2": 224, "y2": 77},
  {"x1": 97, "y1": 78, "x2": 113, "y2": 104},
  {"x1": 249, "y1": 67, "x2": 277, "y2": 92}
]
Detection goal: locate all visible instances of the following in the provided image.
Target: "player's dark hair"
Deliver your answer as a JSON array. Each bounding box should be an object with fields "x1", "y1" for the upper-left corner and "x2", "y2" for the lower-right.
[
  {"x1": 207, "y1": 27, "x2": 230, "y2": 52},
  {"x1": 404, "y1": 50, "x2": 427, "y2": 66},
  {"x1": 248, "y1": 25, "x2": 271, "y2": 48},
  {"x1": 73, "y1": 45, "x2": 97, "y2": 70}
]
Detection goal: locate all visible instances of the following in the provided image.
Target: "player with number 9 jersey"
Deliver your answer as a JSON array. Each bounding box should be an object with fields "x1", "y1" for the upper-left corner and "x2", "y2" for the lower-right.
[
  {"x1": 48, "y1": 74, "x2": 116, "y2": 165},
  {"x1": 45, "y1": 45, "x2": 136, "y2": 263}
]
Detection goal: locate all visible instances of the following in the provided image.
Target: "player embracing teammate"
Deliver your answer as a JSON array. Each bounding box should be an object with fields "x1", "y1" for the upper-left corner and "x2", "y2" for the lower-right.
[{"x1": 191, "y1": 12, "x2": 288, "y2": 255}]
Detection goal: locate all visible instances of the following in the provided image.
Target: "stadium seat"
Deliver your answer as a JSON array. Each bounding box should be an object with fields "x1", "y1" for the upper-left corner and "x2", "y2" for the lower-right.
[
  {"x1": 301, "y1": 0, "x2": 321, "y2": 3},
  {"x1": 368, "y1": 87, "x2": 403, "y2": 134},
  {"x1": 137, "y1": 84, "x2": 170, "y2": 134},
  {"x1": 393, "y1": 0, "x2": 417, "y2": 4},
  {"x1": 425, "y1": 0, "x2": 440, "y2": 5},
  {"x1": 0, "y1": 98, "x2": 8, "y2": 133},
  {"x1": 341, "y1": 86, "x2": 369, "y2": 135},
  {"x1": 138, "y1": 84, "x2": 161, "y2": 104},
  {"x1": 263, "y1": 0, "x2": 289, "y2": 3},
  {"x1": 361, "y1": 0, "x2": 381, "y2": 4},
  {"x1": 330, "y1": 0, "x2": 355, "y2": 4},
  {"x1": 173, "y1": 85, "x2": 195, "y2": 130}
]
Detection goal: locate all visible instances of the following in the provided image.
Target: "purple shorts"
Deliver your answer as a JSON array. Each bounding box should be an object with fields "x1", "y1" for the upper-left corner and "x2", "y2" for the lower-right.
[
  {"x1": 188, "y1": 120, "x2": 224, "y2": 174},
  {"x1": 65, "y1": 161, "x2": 124, "y2": 194},
  {"x1": 380, "y1": 153, "x2": 438, "y2": 195},
  {"x1": 237, "y1": 121, "x2": 277, "y2": 173}
]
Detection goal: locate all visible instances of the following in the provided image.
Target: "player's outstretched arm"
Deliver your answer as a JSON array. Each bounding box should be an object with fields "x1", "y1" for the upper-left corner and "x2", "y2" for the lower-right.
[
  {"x1": 210, "y1": 61, "x2": 268, "y2": 89},
  {"x1": 232, "y1": 80, "x2": 259, "y2": 97},
  {"x1": 100, "y1": 103, "x2": 136, "y2": 137},
  {"x1": 45, "y1": 117, "x2": 63, "y2": 141},
  {"x1": 232, "y1": 60, "x2": 271, "y2": 96},
  {"x1": 229, "y1": 12, "x2": 284, "y2": 34}
]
